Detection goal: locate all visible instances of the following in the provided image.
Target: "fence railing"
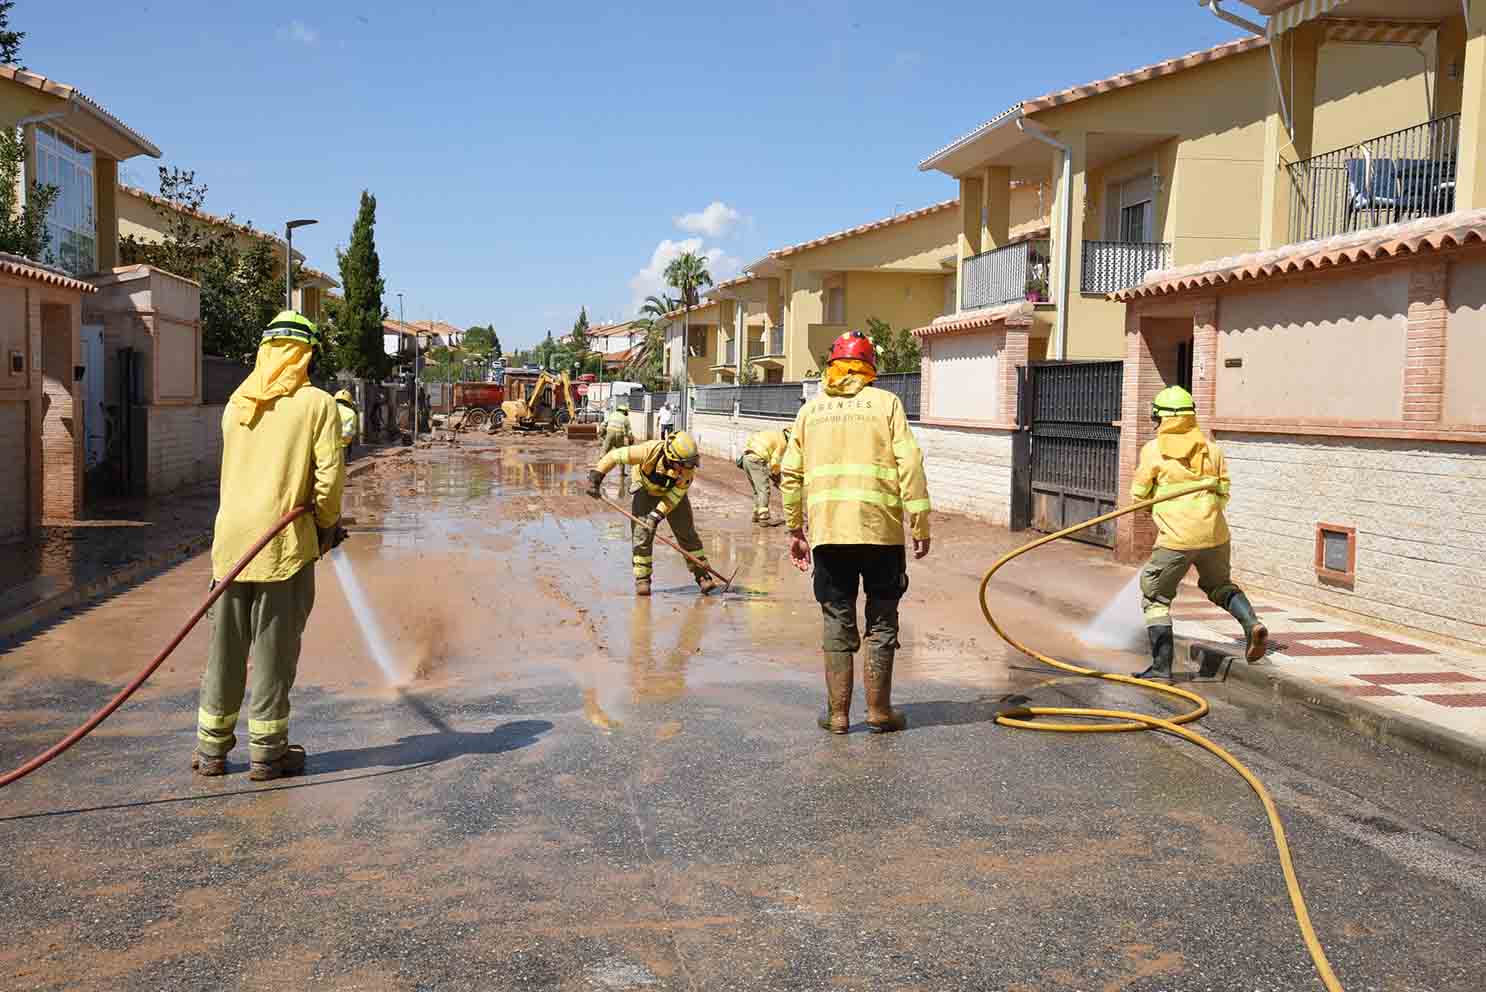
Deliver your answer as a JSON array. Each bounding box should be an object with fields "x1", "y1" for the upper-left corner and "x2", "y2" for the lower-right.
[
  {"x1": 1080, "y1": 241, "x2": 1171, "y2": 294},
  {"x1": 1287, "y1": 114, "x2": 1461, "y2": 244},
  {"x1": 963, "y1": 239, "x2": 1051, "y2": 310},
  {"x1": 692, "y1": 374, "x2": 921, "y2": 421}
]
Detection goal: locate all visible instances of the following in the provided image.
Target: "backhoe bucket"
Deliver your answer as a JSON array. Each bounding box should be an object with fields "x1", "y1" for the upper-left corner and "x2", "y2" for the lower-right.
[{"x1": 565, "y1": 421, "x2": 599, "y2": 440}]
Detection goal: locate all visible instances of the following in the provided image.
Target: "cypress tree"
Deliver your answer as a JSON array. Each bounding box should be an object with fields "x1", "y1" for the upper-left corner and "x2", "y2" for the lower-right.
[{"x1": 336, "y1": 191, "x2": 389, "y2": 379}]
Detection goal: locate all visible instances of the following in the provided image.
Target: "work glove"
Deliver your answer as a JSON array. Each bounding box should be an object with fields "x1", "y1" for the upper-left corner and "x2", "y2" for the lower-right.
[
  {"x1": 318, "y1": 523, "x2": 349, "y2": 556},
  {"x1": 585, "y1": 469, "x2": 605, "y2": 499}
]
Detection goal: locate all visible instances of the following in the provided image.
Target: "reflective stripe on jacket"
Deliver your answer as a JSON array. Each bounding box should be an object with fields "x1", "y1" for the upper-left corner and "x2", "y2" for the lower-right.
[
  {"x1": 779, "y1": 383, "x2": 930, "y2": 547},
  {"x1": 596, "y1": 440, "x2": 694, "y2": 516},
  {"x1": 1130, "y1": 414, "x2": 1231, "y2": 551},
  {"x1": 603, "y1": 410, "x2": 632, "y2": 440},
  {"x1": 337, "y1": 402, "x2": 357, "y2": 447},
  {"x1": 743, "y1": 430, "x2": 787, "y2": 474}
]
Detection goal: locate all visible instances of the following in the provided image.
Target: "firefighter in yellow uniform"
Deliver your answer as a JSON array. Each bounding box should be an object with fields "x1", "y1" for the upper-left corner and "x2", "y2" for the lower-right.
[
  {"x1": 599, "y1": 403, "x2": 635, "y2": 497},
  {"x1": 194, "y1": 311, "x2": 345, "y2": 781},
  {"x1": 781, "y1": 331, "x2": 930, "y2": 734},
  {"x1": 585, "y1": 431, "x2": 719, "y2": 597},
  {"x1": 334, "y1": 388, "x2": 358, "y2": 461},
  {"x1": 1131, "y1": 385, "x2": 1268, "y2": 680},
  {"x1": 738, "y1": 428, "x2": 789, "y2": 527}
]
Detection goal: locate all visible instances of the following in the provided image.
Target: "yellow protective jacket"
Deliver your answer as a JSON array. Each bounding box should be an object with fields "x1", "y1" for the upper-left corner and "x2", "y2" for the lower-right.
[
  {"x1": 1130, "y1": 414, "x2": 1231, "y2": 551},
  {"x1": 780, "y1": 379, "x2": 930, "y2": 548},
  {"x1": 337, "y1": 401, "x2": 358, "y2": 448},
  {"x1": 743, "y1": 430, "x2": 787, "y2": 475},
  {"x1": 213, "y1": 384, "x2": 345, "y2": 583},
  {"x1": 597, "y1": 440, "x2": 694, "y2": 517},
  {"x1": 603, "y1": 410, "x2": 633, "y2": 441}
]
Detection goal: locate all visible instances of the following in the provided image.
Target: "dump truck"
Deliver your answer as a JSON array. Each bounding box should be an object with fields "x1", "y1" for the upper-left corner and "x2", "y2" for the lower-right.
[{"x1": 446, "y1": 381, "x2": 508, "y2": 432}]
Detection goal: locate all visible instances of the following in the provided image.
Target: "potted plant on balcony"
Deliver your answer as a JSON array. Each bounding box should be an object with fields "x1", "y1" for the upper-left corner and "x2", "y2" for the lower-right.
[{"x1": 1025, "y1": 276, "x2": 1048, "y2": 303}]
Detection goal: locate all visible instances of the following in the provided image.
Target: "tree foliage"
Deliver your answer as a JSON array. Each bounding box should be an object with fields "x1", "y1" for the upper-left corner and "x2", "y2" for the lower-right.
[
  {"x1": 335, "y1": 191, "x2": 389, "y2": 379},
  {"x1": 664, "y1": 252, "x2": 712, "y2": 306},
  {"x1": 865, "y1": 316, "x2": 922, "y2": 374},
  {"x1": 626, "y1": 293, "x2": 678, "y2": 390},
  {"x1": 464, "y1": 323, "x2": 500, "y2": 359},
  {"x1": 569, "y1": 307, "x2": 590, "y2": 353},
  {"x1": 0, "y1": 1, "x2": 24, "y2": 67},
  {"x1": 0, "y1": 128, "x2": 56, "y2": 262},
  {"x1": 117, "y1": 167, "x2": 281, "y2": 362}
]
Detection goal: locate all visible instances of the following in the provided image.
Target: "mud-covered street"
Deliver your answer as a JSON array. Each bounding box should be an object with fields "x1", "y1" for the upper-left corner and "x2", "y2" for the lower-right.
[{"x1": 2, "y1": 435, "x2": 1485, "y2": 991}]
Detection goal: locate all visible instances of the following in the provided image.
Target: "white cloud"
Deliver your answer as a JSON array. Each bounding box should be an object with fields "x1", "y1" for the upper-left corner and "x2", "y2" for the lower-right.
[
  {"x1": 674, "y1": 201, "x2": 743, "y2": 239},
  {"x1": 278, "y1": 20, "x2": 319, "y2": 45},
  {"x1": 629, "y1": 238, "x2": 741, "y2": 313}
]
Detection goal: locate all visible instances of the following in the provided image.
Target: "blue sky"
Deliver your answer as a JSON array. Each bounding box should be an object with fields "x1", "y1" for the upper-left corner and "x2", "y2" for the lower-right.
[{"x1": 22, "y1": 1, "x2": 1243, "y2": 349}]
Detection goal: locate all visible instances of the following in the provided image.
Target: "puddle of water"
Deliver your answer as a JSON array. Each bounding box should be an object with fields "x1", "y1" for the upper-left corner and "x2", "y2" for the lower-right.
[{"x1": 1078, "y1": 572, "x2": 1146, "y2": 652}]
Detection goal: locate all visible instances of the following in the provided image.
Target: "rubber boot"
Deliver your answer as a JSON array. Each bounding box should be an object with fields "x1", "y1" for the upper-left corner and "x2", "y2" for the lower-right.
[
  {"x1": 635, "y1": 578, "x2": 652, "y2": 598},
  {"x1": 1133, "y1": 625, "x2": 1174, "y2": 680},
  {"x1": 816, "y1": 651, "x2": 853, "y2": 734},
  {"x1": 191, "y1": 751, "x2": 226, "y2": 777},
  {"x1": 249, "y1": 744, "x2": 306, "y2": 782},
  {"x1": 864, "y1": 648, "x2": 907, "y2": 733},
  {"x1": 1225, "y1": 592, "x2": 1270, "y2": 662}
]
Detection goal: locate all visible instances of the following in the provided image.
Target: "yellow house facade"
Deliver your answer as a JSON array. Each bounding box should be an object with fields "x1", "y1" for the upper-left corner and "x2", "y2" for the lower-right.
[{"x1": 660, "y1": 302, "x2": 720, "y2": 387}]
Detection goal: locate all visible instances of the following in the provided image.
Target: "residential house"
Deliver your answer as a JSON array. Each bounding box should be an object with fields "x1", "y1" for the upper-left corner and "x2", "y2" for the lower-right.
[
  {"x1": 1102, "y1": 0, "x2": 1486, "y2": 646},
  {"x1": 659, "y1": 302, "x2": 720, "y2": 387},
  {"x1": 703, "y1": 275, "x2": 785, "y2": 383},
  {"x1": 590, "y1": 320, "x2": 644, "y2": 374},
  {"x1": 742, "y1": 201, "x2": 959, "y2": 381}
]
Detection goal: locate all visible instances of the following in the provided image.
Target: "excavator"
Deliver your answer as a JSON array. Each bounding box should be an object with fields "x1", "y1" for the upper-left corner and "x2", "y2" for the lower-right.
[{"x1": 499, "y1": 370, "x2": 599, "y2": 438}]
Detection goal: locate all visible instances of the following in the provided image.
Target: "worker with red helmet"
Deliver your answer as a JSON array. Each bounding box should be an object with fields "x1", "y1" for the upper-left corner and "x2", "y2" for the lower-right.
[{"x1": 780, "y1": 330, "x2": 931, "y2": 734}]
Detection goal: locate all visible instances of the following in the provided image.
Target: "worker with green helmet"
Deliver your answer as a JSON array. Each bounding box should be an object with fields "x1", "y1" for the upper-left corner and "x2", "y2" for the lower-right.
[
  {"x1": 599, "y1": 402, "x2": 635, "y2": 496},
  {"x1": 193, "y1": 310, "x2": 346, "y2": 781},
  {"x1": 1130, "y1": 385, "x2": 1268, "y2": 680},
  {"x1": 334, "y1": 388, "x2": 358, "y2": 459},
  {"x1": 585, "y1": 430, "x2": 718, "y2": 597}
]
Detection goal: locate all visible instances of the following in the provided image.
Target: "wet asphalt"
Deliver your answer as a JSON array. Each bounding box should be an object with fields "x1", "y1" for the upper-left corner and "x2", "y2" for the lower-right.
[{"x1": 1, "y1": 437, "x2": 1483, "y2": 991}]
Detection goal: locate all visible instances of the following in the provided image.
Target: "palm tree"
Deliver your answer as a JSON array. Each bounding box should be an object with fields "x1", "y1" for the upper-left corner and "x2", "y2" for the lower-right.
[
  {"x1": 663, "y1": 253, "x2": 713, "y2": 423},
  {"x1": 625, "y1": 293, "x2": 680, "y2": 387}
]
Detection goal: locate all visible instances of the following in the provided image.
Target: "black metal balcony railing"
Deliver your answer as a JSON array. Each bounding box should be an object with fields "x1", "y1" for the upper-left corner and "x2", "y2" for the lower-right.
[
  {"x1": 1288, "y1": 114, "x2": 1461, "y2": 244},
  {"x1": 1080, "y1": 241, "x2": 1172, "y2": 294},
  {"x1": 962, "y1": 239, "x2": 1051, "y2": 310}
]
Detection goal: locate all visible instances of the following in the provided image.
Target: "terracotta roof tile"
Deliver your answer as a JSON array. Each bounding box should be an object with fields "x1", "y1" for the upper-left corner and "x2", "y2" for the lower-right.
[
  {"x1": 0, "y1": 252, "x2": 97, "y2": 293},
  {"x1": 1112, "y1": 209, "x2": 1486, "y2": 301},
  {"x1": 769, "y1": 200, "x2": 958, "y2": 258},
  {"x1": 0, "y1": 65, "x2": 160, "y2": 158},
  {"x1": 121, "y1": 184, "x2": 290, "y2": 247},
  {"x1": 910, "y1": 300, "x2": 1034, "y2": 338}
]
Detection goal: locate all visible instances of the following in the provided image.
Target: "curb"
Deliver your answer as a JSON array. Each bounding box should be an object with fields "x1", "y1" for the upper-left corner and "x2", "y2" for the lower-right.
[
  {"x1": 0, "y1": 463, "x2": 380, "y2": 645},
  {"x1": 1182, "y1": 638, "x2": 1486, "y2": 776}
]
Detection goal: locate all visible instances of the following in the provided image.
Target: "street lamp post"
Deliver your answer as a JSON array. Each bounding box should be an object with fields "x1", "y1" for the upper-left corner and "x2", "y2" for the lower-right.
[{"x1": 284, "y1": 219, "x2": 318, "y2": 311}]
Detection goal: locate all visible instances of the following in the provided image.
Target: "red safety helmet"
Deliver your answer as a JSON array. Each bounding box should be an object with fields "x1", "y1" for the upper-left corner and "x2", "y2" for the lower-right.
[{"x1": 828, "y1": 330, "x2": 877, "y2": 370}]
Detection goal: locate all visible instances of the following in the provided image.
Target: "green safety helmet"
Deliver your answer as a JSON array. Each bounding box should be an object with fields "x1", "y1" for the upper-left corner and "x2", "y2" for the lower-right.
[
  {"x1": 1151, "y1": 385, "x2": 1196, "y2": 420},
  {"x1": 262, "y1": 310, "x2": 321, "y2": 349}
]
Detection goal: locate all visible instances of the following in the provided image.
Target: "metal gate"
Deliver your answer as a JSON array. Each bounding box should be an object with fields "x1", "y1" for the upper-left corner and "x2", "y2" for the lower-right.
[{"x1": 1013, "y1": 360, "x2": 1122, "y2": 547}]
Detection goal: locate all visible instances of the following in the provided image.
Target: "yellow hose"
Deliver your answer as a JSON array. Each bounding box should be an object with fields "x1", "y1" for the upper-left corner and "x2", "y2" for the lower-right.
[{"x1": 978, "y1": 481, "x2": 1344, "y2": 992}]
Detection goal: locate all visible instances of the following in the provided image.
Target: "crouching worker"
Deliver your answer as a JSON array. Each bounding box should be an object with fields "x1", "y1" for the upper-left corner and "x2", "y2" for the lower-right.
[
  {"x1": 738, "y1": 427, "x2": 789, "y2": 527},
  {"x1": 1132, "y1": 386, "x2": 1268, "y2": 680},
  {"x1": 585, "y1": 430, "x2": 720, "y2": 597},
  {"x1": 194, "y1": 311, "x2": 345, "y2": 781},
  {"x1": 781, "y1": 331, "x2": 931, "y2": 734}
]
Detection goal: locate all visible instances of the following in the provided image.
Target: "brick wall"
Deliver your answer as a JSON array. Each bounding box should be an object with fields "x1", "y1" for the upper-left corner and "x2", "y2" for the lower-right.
[
  {"x1": 1221, "y1": 431, "x2": 1486, "y2": 646},
  {"x1": 141, "y1": 404, "x2": 226, "y2": 496},
  {"x1": 0, "y1": 401, "x2": 27, "y2": 540},
  {"x1": 691, "y1": 410, "x2": 1013, "y2": 525}
]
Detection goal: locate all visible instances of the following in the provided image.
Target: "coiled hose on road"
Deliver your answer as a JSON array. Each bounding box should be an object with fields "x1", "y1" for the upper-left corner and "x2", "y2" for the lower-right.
[
  {"x1": 978, "y1": 481, "x2": 1343, "y2": 992},
  {"x1": 0, "y1": 507, "x2": 309, "y2": 791}
]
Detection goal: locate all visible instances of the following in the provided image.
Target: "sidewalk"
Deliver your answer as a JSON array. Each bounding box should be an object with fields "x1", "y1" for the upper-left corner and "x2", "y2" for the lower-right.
[{"x1": 1172, "y1": 588, "x2": 1486, "y2": 770}]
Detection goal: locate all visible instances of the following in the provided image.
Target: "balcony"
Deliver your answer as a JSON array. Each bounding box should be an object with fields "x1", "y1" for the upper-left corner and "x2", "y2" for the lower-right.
[
  {"x1": 962, "y1": 239, "x2": 1050, "y2": 310},
  {"x1": 1080, "y1": 241, "x2": 1171, "y2": 294},
  {"x1": 1287, "y1": 114, "x2": 1461, "y2": 244}
]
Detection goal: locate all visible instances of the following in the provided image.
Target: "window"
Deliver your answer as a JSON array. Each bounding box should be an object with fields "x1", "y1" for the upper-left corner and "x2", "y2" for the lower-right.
[
  {"x1": 1314, "y1": 524, "x2": 1357, "y2": 588},
  {"x1": 1106, "y1": 174, "x2": 1154, "y2": 245},
  {"x1": 825, "y1": 286, "x2": 846, "y2": 324},
  {"x1": 35, "y1": 125, "x2": 97, "y2": 275}
]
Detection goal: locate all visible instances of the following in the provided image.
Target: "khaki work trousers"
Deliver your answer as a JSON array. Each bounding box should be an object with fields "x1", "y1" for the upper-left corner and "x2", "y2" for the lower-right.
[
  {"x1": 196, "y1": 564, "x2": 316, "y2": 763},
  {"x1": 1139, "y1": 542, "x2": 1241, "y2": 627},
  {"x1": 742, "y1": 454, "x2": 773, "y2": 521},
  {"x1": 600, "y1": 431, "x2": 628, "y2": 497},
  {"x1": 631, "y1": 488, "x2": 708, "y2": 581}
]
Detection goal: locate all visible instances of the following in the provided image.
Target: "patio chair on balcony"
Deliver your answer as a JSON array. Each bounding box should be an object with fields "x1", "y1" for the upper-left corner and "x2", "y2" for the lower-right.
[{"x1": 1346, "y1": 149, "x2": 1400, "y2": 229}]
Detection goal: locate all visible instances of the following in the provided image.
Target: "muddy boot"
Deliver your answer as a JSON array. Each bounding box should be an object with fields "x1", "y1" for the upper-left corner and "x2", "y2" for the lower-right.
[
  {"x1": 635, "y1": 578, "x2": 652, "y2": 597},
  {"x1": 1133, "y1": 625, "x2": 1175, "y2": 680},
  {"x1": 249, "y1": 745, "x2": 306, "y2": 782},
  {"x1": 864, "y1": 648, "x2": 907, "y2": 733},
  {"x1": 816, "y1": 651, "x2": 854, "y2": 734},
  {"x1": 695, "y1": 573, "x2": 721, "y2": 596},
  {"x1": 191, "y1": 751, "x2": 227, "y2": 777},
  {"x1": 1225, "y1": 592, "x2": 1270, "y2": 662}
]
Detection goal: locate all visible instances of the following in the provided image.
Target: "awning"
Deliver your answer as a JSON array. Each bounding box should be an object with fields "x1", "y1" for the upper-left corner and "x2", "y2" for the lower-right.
[
  {"x1": 1323, "y1": 19, "x2": 1436, "y2": 44},
  {"x1": 1267, "y1": 0, "x2": 1348, "y2": 38}
]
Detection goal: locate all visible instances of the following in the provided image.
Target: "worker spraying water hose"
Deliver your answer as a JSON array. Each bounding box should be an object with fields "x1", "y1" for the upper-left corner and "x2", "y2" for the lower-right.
[{"x1": 977, "y1": 388, "x2": 1343, "y2": 991}]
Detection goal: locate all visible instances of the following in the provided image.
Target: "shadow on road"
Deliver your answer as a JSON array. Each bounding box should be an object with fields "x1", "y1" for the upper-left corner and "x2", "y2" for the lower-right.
[{"x1": 898, "y1": 698, "x2": 1007, "y2": 729}]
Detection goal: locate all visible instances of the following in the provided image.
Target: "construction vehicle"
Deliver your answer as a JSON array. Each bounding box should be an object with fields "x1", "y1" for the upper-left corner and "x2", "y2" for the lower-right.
[
  {"x1": 446, "y1": 381, "x2": 507, "y2": 432},
  {"x1": 499, "y1": 370, "x2": 597, "y2": 437}
]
